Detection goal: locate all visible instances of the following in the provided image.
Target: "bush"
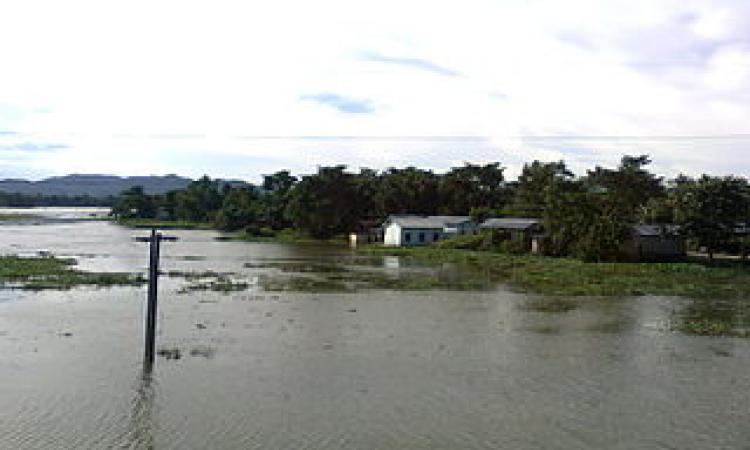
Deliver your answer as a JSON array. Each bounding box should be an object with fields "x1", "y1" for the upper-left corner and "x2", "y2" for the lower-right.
[
  {"x1": 432, "y1": 231, "x2": 531, "y2": 254},
  {"x1": 497, "y1": 238, "x2": 530, "y2": 255},
  {"x1": 432, "y1": 233, "x2": 488, "y2": 250},
  {"x1": 244, "y1": 225, "x2": 276, "y2": 237}
]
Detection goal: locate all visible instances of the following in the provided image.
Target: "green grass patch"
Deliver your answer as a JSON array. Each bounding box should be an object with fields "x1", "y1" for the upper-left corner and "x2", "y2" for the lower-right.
[
  {"x1": 0, "y1": 213, "x2": 40, "y2": 221},
  {"x1": 0, "y1": 255, "x2": 146, "y2": 290},
  {"x1": 674, "y1": 318, "x2": 750, "y2": 338},
  {"x1": 227, "y1": 228, "x2": 346, "y2": 245},
  {"x1": 244, "y1": 261, "x2": 350, "y2": 273},
  {"x1": 116, "y1": 218, "x2": 214, "y2": 230},
  {"x1": 359, "y1": 246, "x2": 750, "y2": 299},
  {"x1": 171, "y1": 271, "x2": 249, "y2": 294}
]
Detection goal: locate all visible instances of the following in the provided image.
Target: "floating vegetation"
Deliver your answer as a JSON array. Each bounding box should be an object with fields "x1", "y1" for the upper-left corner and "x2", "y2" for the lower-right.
[
  {"x1": 157, "y1": 347, "x2": 182, "y2": 360},
  {"x1": 671, "y1": 298, "x2": 750, "y2": 338},
  {"x1": 256, "y1": 268, "x2": 490, "y2": 293},
  {"x1": 0, "y1": 213, "x2": 40, "y2": 222},
  {"x1": 156, "y1": 345, "x2": 215, "y2": 359},
  {"x1": 244, "y1": 261, "x2": 350, "y2": 274},
  {"x1": 360, "y1": 246, "x2": 750, "y2": 299},
  {"x1": 175, "y1": 255, "x2": 207, "y2": 261},
  {"x1": 676, "y1": 319, "x2": 746, "y2": 337},
  {"x1": 179, "y1": 278, "x2": 249, "y2": 293},
  {"x1": 166, "y1": 270, "x2": 235, "y2": 280},
  {"x1": 169, "y1": 270, "x2": 250, "y2": 293},
  {"x1": 258, "y1": 275, "x2": 353, "y2": 293},
  {"x1": 0, "y1": 255, "x2": 146, "y2": 290},
  {"x1": 189, "y1": 345, "x2": 215, "y2": 358}
]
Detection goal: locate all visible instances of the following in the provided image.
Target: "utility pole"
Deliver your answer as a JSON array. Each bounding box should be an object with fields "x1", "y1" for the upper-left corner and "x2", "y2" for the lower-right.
[{"x1": 135, "y1": 229, "x2": 178, "y2": 370}]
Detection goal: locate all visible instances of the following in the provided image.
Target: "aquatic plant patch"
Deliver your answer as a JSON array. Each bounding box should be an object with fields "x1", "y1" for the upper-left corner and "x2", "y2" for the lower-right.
[
  {"x1": 360, "y1": 247, "x2": 750, "y2": 300},
  {"x1": 0, "y1": 255, "x2": 146, "y2": 290}
]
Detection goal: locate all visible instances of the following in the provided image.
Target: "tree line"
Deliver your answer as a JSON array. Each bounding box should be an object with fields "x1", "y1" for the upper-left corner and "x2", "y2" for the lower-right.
[
  {"x1": 110, "y1": 156, "x2": 750, "y2": 261},
  {"x1": 0, "y1": 192, "x2": 115, "y2": 207}
]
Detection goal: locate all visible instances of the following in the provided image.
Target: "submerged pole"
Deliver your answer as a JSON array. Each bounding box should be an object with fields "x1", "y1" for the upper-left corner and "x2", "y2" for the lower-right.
[
  {"x1": 144, "y1": 229, "x2": 159, "y2": 367},
  {"x1": 135, "y1": 229, "x2": 177, "y2": 371}
]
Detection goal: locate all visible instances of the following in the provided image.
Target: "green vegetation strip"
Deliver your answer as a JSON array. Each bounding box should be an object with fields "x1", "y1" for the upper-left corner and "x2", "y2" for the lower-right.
[
  {"x1": 221, "y1": 229, "x2": 346, "y2": 245},
  {"x1": 360, "y1": 246, "x2": 750, "y2": 299},
  {"x1": 116, "y1": 218, "x2": 215, "y2": 230},
  {"x1": 0, "y1": 213, "x2": 39, "y2": 221},
  {"x1": 0, "y1": 255, "x2": 146, "y2": 290}
]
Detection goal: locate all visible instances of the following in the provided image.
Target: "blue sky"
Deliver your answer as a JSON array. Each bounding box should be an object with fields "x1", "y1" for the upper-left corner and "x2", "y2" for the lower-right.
[{"x1": 1, "y1": 0, "x2": 749, "y2": 182}]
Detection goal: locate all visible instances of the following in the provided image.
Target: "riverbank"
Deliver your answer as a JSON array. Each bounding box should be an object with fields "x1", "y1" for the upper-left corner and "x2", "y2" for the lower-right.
[
  {"x1": 0, "y1": 213, "x2": 41, "y2": 221},
  {"x1": 359, "y1": 245, "x2": 750, "y2": 300},
  {"x1": 112, "y1": 217, "x2": 750, "y2": 300},
  {"x1": 115, "y1": 218, "x2": 215, "y2": 230},
  {"x1": 0, "y1": 255, "x2": 146, "y2": 290},
  {"x1": 115, "y1": 218, "x2": 347, "y2": 246}
]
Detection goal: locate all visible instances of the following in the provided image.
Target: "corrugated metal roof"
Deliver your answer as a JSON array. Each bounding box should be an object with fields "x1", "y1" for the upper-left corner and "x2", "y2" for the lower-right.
[
  {"x1": 480, "y1": 218, "x2": 539, "y2": 230},
  {"x1": 632, "y1": 224, "x2": 681, "y2": 237},
  {"x1": 385, "y1": 215, "x2": 472, "y2": 229}
]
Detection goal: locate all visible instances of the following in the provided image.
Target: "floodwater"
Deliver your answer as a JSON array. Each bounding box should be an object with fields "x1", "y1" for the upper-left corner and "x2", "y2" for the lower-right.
[{"x1": 0, "y1": 209, "x2": 749, "y2": 449}]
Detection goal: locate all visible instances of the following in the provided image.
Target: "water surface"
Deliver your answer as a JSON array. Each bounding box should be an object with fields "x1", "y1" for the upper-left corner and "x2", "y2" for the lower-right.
[{"x1": 0, "y1": 213, "x2": 748, "y2": 449}]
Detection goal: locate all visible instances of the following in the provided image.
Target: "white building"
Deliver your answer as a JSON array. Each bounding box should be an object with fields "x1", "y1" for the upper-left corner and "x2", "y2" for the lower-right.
[{"x1": 382, "y1": 215, "x2": 476, "y2": 246}]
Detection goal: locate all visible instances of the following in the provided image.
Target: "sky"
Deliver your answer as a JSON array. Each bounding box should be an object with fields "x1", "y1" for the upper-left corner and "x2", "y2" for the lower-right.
[{"x1": 1, "y1": 0, "x2": 749, "y2": 182}]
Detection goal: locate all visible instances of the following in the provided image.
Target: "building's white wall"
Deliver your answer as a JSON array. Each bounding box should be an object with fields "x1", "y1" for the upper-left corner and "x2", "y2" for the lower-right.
[{"x1": 384, "y1": 223, "x2": 402, "y2": 246}]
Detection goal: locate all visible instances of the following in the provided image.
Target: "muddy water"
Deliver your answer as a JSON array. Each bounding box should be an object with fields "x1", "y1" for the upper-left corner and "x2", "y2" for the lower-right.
[{"x1": 1, "y1": 213, "x2": 749, "y2": 449}]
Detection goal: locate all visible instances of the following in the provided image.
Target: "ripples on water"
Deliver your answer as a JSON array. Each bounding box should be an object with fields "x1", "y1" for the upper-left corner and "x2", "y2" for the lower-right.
[{"x1": 0, "y1": 216, "x2": 749, "y2": 449}]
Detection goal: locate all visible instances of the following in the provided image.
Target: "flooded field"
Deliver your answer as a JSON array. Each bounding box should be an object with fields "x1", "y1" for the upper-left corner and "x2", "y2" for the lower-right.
[{"x1": 1, "y1": 209, "x2": 749, "y2": 449}]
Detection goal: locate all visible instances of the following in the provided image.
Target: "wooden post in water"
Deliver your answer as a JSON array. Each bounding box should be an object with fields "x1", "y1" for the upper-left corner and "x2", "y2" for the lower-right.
[{"x1": 135, "y1": 229, "x2": 178, "y2": 370}]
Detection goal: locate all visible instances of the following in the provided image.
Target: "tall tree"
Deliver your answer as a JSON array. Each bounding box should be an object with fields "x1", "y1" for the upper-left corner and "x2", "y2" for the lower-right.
[
  {"x1": 439, "y1": 162, "x2": 508, "y2": 215},
  {"x1": 512, "y1": 160, "x2": 574, "y2": 217},
  {"x1": 214, "y1": 186, "x2": 260, "y2": 231},
  {"x1": 379, "y1": 167, "x2": 441, "y2": 215},
  {"x1": 174, "y1": 176, "x2": 223, "y2": 222},
  {"x1": 586, "y1": 155, "x2": 664, "y2": 220},
  {"x1": 111, "y1": 186, "x2": 156, "y2": 219},
  {"x1": 286, "y1": 166, "x2": 360, "y2": 238},
  {"x1": 672, "y1": 175, "x2": 749, "y2": 261},
  {"x1": 259, "y1": 171, "x2": 297, "y2": 229}
]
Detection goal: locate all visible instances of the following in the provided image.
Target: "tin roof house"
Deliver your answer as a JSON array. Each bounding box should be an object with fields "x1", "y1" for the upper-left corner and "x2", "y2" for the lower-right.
[
  {"x1": 622, "y1": 224, "x2": 685, "y2": 262},
  {"x1": 479, "y1": 217, "x2": 544, "y2": 253},
  {"x1": 382, "y1": 215, "x2": 476, "y2": 247}
]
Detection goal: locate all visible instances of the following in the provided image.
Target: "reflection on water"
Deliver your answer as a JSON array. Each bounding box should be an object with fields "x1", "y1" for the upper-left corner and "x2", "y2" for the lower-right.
[
  {"x1": 0, "y1": 214, "x2": 749, "y2": 449},
  {"x1": 124, "y1": 370, "x2": 157, "y2": 450}
]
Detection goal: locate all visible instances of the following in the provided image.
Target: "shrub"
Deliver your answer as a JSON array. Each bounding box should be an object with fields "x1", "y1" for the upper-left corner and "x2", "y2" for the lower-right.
[{"x1": 432, "y1": 233, "x2": 488, "y2": 250}]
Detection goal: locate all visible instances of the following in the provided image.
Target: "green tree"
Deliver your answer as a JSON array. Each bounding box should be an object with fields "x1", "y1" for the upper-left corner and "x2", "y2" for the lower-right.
[
  {"x1": 512, "y1": 160, "x2": 574, "y2": 217},
  {"x1": 542, "y1": 178, "x2": 631, "y2": 261},
  {"x1": 353, "y1": 167, "x2": 384, "y2": 219},
  {"x1": 214, "y1": 186, "x2": 261, "y2": 231},
  {"x1": 672, "y1": 175, "x2": 749, "y2": 261},
  {"x1": 586, "y1": 155, "x2": 664, "y2": 220},
  {"x1": 174, "y1": 176, "x2": 223, "y2": 222},
  {"x1": 258, "y1": 171, "x2": 297, "y2": 229},
  {"x1": 111, "y1": 186, "x2": 156, "y2": 219},
  {"x1": 286, "y1": 166, "x2": 360, "y2": 238},
  {"x1": 379, "y1": 167, "x2": 441, "y2": 215},
  {"x1": 439, "y1": 162, "x2": 508, "y2": 215}
]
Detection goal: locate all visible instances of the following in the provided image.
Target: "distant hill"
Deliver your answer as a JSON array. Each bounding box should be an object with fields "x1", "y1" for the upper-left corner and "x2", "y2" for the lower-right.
[{"x1": 0, "y1": 174, "x2": 241, "y2": 198}]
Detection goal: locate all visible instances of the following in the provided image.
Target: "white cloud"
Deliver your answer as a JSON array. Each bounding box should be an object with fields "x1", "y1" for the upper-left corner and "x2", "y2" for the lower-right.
[{"x1": 0, "y1": 0, "x2": 749, "y2": 181}]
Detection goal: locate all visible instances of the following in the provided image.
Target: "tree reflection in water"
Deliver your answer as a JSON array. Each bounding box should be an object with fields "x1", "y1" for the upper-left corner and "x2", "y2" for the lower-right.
[{"x1": 125, "y1": 368, "x2": 157, "y2": 450}]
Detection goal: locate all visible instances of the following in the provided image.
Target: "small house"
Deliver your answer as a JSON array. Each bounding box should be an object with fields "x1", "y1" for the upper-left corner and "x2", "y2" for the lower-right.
[
  {"x1": 382, "y1": 215, "x2": 476, "y2": 247},
  {"x1": 349, "y1": 220, "x2": 384, "y2": 247},
  {"x1": 622, "y1": 224, "x2": 685, "y2": 262},
  {"x1": 479, "y1": 217, "x2": 543, "y2": 253}
]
